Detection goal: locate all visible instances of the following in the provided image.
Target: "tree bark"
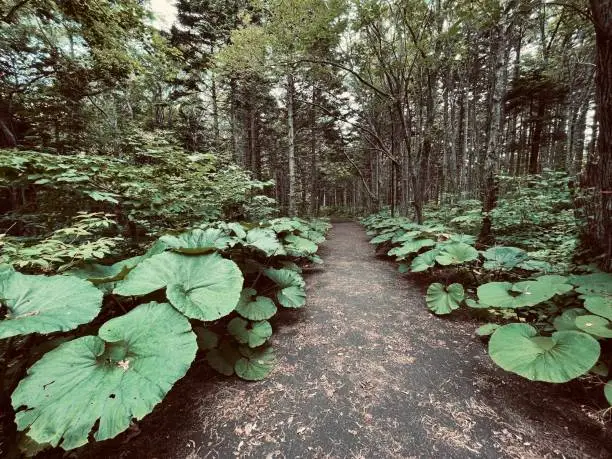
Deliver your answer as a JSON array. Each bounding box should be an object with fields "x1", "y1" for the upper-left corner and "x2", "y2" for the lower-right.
[
  {"x1": 584, "y1": 0, "x2": 612, "y2": 270},
  {"x1": 287, "y1": 73, "x2": 297, "y2": 216}
]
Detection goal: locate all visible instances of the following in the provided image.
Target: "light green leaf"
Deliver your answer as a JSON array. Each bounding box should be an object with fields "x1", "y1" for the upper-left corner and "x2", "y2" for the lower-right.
[
  {"x1": 410, "y1": 249, "x2": 440, "y2": 272},
  {"x1": 113, "y1": 252, "x2": 243, "y2": 321},
  {"x1": 264, "y1": 268, "x2": 306, "y2": 308},
  {"x1": 11, "y1": 302, "x2": 197, "y2": 450},
  {"x1": 234, "y1": 345, "x2": 276, "y2": 381},
  {"x1": 0, "y1": 271, "x2": 103, "y2": 339},
  {"x1": 160, "y1": 228, "x2": 232, "y2": 254},
  {"x1": 426, "y1": 283, "x2": 464, "y2": 315},
  {"x1": 583, "y1": 295, "x2": 612, "y2": 320},
  {"x1": 235, "y1": 289, "x2": 277, "y2": 321},
  {"x1": 388, "y1": 239, "x2": 436, "y2": 259},
  {"x1": 228, "y1": 317, "x2": 273, "y2": 347},
  {"x1": 245, "y1": 228, "x2": 284, "y2": 256},
  {"x1": 283, "y1": 234, "x2": 318, "y2": 256},
  {"x1": 488, "y1": 323, "x2": 600, "y2": 383},
  {"x1": 477, "y1": 279, "x2": 559, "y2": 309},
  {"x1": 482, "y1": 246, "x2": 528, "y2": 270},
  {"x1": 67, "y1": 256, "x2": 142, "y2": 285},
  {"x1": 435, "y1": 242, "x2": 479, "y2": 266},
  {"x1": 575, "y1": 315, "x2": 612, "y2": 338},
  {"x1": 553, "y1": 308, "x2": 588, "y2": 331},
  {"x1": 475, "y1": 323, "x2": 500, "y2": 337}
]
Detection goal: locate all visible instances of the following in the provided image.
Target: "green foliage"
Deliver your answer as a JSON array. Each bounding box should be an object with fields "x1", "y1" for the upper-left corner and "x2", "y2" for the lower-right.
[
  {"x1": 1, "y1": 215, "x2": 330, "y2": 451},
  {"x1": 0, "y1": 266, "x2": 103, "y2": 338},
  {"x1": 426, "y1": 283, "x2": 464, "y2": 315},
  {"x1": 11, "y1": 302, "x2": 197, "y2": 449},
  {"x1": 488, "y1": 323, "x2": 600, "y2": 383}
]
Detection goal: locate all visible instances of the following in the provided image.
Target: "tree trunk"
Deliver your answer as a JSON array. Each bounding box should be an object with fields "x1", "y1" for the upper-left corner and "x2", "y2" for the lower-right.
[
  {"x1": 584, "y1": 0, "x2": 612, "y2": 270},
  {"x1": 287, "y1": 73, "x2": 297, "y2": 216}
]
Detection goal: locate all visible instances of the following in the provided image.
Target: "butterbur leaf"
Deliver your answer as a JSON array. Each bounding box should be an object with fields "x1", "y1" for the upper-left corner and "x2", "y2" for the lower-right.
[
  {"x1": 398, "y1": 263, "x2": 410, "y2": 274},
  {"x1": 11, "y1": 302, "x2": 197, "y2": 450},
  {"x1": 575, "y1": 315, "x2": 612, "y2": 338},
  {"x1": 426, "y1": 283, "x2": 464, "y2": 315},
  {"x1": 160, "y1": 228, "x2": 233, "y2": 254},
  {"x1": 234, "y1": 345, "x2": 276, "y2": 381},
  {"x1": 227, "y1": 222, "x2": 247, "y2": 239},
  {"x1": 488, "y1": 323, "x2": 600, "y2": 383},
  {"x1": 388, "y1": 239, "x2": 436, "y2": 259},
  {"x1": 283, "y1": 234, "x2": 317, "y2": 256},
  {"x1": 477, "y1": 279, "x2": 559, "y2": 309},
  {"x1": 410, "y1": 249, "x2": 440, "y2": 272},
  {"x1": 482, "y1": 246, "x2": 528, "y2": 270},
  {"x1": 245, "y1": 228, "x2": 284, "y2": 256},
  {"x1": 534, "y1": 275, "x2": 573, "y2": 295},
  {"x1": 265, "y1": 268, "x2": 306, "y2": 308},
  {"x1": 113, "y1": 252, "x2": 243, "y2": 321},
  {"x1": 228, "y1": 317, "x2": 272, "y2": 347},
  {"x1": 235, "y1": 289, "x2": 277, "y2": 321},
  {"x1": 0, "y1": 271, "x2": 103, "y2": 339},
  {"x1": 435, "y1": 242, "x2": 478, "y2": 266},
  {"x1": 475, "y1": 323, "x2": 500, "y2": 337},
  {"x1": 553, "y1": 308, "x2": 588, "y2": 331},
  {"x1": 591, "y1": 361, "x2": 608, "y2": 377},
  {"x1": 583, "y1": 295, "x2": 612, "y2": 320}
]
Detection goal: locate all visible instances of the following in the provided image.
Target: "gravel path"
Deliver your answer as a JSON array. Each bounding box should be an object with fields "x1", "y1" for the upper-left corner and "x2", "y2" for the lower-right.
[{"x1": 80, "y1": 222, "x2": 610, "y2": 459}]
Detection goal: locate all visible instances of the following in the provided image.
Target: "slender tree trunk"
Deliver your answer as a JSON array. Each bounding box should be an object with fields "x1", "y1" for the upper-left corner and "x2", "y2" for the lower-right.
[
  {"x1": 479, "y1": 25, "x2": 507, "y2": 243},
  {"x1": 287, "y1": 73, "x2": 297, "y2": 216}
]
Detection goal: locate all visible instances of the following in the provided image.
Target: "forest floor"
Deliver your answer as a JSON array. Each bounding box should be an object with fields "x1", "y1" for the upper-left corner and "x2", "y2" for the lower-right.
[{"x1": 76, "y1": 222, "x2": 610, "y2": 459}]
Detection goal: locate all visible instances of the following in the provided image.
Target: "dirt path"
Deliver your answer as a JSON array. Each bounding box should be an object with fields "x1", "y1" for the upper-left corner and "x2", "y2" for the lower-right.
[{"x1": 84, "y1": 222, "x2": 610, "y2": 459}]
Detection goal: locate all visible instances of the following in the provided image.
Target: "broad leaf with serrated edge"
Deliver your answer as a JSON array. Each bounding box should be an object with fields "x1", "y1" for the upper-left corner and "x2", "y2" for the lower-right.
[
  {"x1": 113, "y1": 252, "x2": 243, "y2": 321},
  {"x1": 11, "y1": 302, "x2": 197, "y2": 450}
]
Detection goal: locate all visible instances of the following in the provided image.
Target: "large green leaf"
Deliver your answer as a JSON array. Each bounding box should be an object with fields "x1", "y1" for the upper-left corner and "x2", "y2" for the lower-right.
[
  {"x1": 425, "y1": 283, "x2": 464, "y2": 315},
  {"x1": 160, "y1": 228, "x2": 233, "y2": 254},
  {"x1": 245, "y1": 228, "x2": 284, "y2": 256},
  {"x1": 410, "y1": 249, "x2": 440, "y2": 272},
  {"x1": 283, "y1": 234, "x2": 318, "y2": 256},
  {"x1": 488, "y1": 323, "x2": 600, "y2": 383},
  {"x1": 575, "y1": 315, "x2": 612, "y2": 338},
  {"x1": 571, "y1": 273, "x2": 612, "y2": 320},
  {"x1": 387, "y1": 239, "x2": 436, "y2": 259},
  {"x1": 228, "y1": 317, "x2": 272, "y2": 347},
  {"x1": 0, "y1": 270, "x2": 103, "y2": 339},
  {"x1": 435, "y1": 242, "x2": 479, "y2": 266},
  {"x1": 482, "y1": 246, "x2": 528, "y2": 270},
  {"x1": 264, "y1": 268, "x2": 306, "y2": 308},
  {"x1": 11, "y1": 302, "x2": 197, "y2": 450},
  {"x1": 206, "y1": 340, "x2": 241, "y2": 376},
  {"x1": 235, "y1": 288, "x2": 277, "y2": 321},
  {"x1": 475, "y1": 323, "x2": 500, "y2": 337},
  {"x1": 113, "y1": 252, "x2": 243, "y2": 321},
  {"x1": 476, "y1": 278, "x2": 562, "y2": 309},
  {"x1": 605, "y1": 381, "x2": 612, "y2": 405}
]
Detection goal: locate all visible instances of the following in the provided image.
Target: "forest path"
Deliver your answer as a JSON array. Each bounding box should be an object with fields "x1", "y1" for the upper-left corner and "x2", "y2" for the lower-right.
[{"x1": 88, "y1": 222, "x2": 609, "y2": 459}]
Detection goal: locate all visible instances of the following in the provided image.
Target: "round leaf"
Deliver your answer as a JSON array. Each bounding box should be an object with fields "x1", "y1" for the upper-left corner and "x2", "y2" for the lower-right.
[
  {"x1": 488, "y1": 323, "x2": 600, "y2": 383},
  {"x1": 575, "y1": 315, "x2": 612, "y2": 338},
  {"x1": 206, "y1": 340, "x2": 241, "y2": 376},
  {"x1": 160, "y1": 228, "x2": 232, "y2": 254},
  {"x1": 482, "y1": 246, "x2": 528, "y2": 270},
  {"x1": 0, "y1": 271, "x2": 103, "y2": 339},
  {"x1": 234, "y1": 346, "x2": 276, "y2": 381},
  {"x1": 235, "y1": 289, "x2": 277, "y2": 321},
  {"x1": 113, "y1": 252, "x2": 243, "y2": 321},
  {"x1": 11, "y1": 302, "x2": 197, "y2": 450},
  {"x1": 425, "y1": 283, "x2": 464, "y2": 315},
  {"x1": 228, "y1": 317, "x2": 273, "y2": 348},
  {"x1": 553, "y1": 308, "x2": 589, "y2": 331},
  {"x1": 410, "y1": 249, "x2": 440, "y2": 272},
  {"x1": 435, "y1": 242, "x2": 479, "y2": 266}
]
